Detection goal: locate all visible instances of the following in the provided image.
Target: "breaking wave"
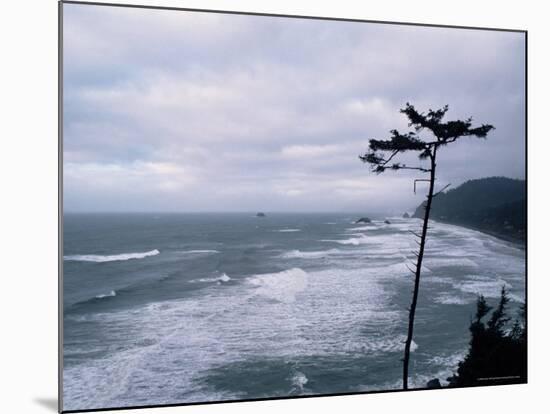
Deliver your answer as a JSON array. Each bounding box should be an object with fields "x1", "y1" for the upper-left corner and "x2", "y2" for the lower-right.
[
  {"x1": 280, "y1": 249, "x2": 341, "y2": 259},
  {"x1": 64, "y1": 249, "x2": 160, "y2": 263},
  {"x1": 289, "y1": 371, "x2": 309, "y2": 393},
  {"x1": 193, "y1": 273, "x2": 232, "y2": 283},
  {"x1": 95, "y1": 290, "x2": 117, "y2": 299},
  {"x1": 322, "y1": 234, "x2": 370, "y2": 245},
  {"x1": 247, "y1": 268, "x2": 309, "y2": 303}
]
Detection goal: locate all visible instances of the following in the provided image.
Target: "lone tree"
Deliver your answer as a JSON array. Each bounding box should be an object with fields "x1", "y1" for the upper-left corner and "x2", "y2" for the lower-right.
[{"x1": 359, "y1": 103, "x2": 494, "y2": 389}]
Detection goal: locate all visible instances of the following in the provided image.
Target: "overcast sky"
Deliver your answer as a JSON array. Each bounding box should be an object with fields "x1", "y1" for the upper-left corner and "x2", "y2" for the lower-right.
[{"x1": 63, "y1": 4, "x2": 525, "y2": 213}]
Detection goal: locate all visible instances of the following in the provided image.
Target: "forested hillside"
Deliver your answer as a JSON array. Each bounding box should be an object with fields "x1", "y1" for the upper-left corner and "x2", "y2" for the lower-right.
[{"x1": 413, "y1": 177, "x2": 526, "y2": 242}]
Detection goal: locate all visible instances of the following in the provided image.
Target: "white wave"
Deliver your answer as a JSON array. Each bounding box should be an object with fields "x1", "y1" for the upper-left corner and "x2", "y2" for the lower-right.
[
  {"x1": 368, "y1": 252, "x2": 410, "y2": 261},
  {"x1": 509, "y1": 293, "x2": 525, "y2": 303},
  {"x1": 322, "y1": 234, "x2": 370, "y2": 246},
  {"x1": 274, "y1": 229, "x2": 301, "y2": 233},
  {"x1": 194, "y1": 273, "x2": 232, "y2": 283},
  {"x1": 95, "y1": 290, "x2": 116, "y2": 299},
  {"x1": 64, "y1": 249, "x2": 160, "y2": 263},
  {"x1": 219, "y1": 273, "x2": 231, "y2": 282},
  {"x1": 346, "y1": 225, "x2": 375, "y2": 232},
  {"x1": 453, "y1": 277, "x2": 513, "y2": 299},
  {"x1": 290, "y1": 371, "x2": 309, "y2": 393},
  {"x1": 341, "y1": 336, "x2": 417, "y2": 354},
  {"x1": 280, "y1": 249, "x2": 341, "y2": 259},
  {"x1": 427, "y1": 351, "x2": 467, "y2": 369},
  {"x1": 423, "y1": 257, "x2": 480, "y2": 269},
  {"x1": 358, "y1": 349, "x2": 462, "y2": 391},
  {"x1": 434, "y1": 294, "x2": 470, "y2": 305},
  {"x1": 247, "y1": 268, "x2": 308, "y2": 303}
]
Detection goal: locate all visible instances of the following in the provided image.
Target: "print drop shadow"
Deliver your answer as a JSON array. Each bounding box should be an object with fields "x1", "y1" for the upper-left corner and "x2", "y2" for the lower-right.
[{"x1": 34, "y1": 397, "x2": 58, "y2": 412}]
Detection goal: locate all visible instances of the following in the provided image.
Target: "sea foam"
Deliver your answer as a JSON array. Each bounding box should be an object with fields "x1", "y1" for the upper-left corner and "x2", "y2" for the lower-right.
[
  {"x1": 248, "y1": 268, "x2": 308, "y2": 303},
  {"x1": 280, "y1": 249, "x2": 340, "y2": 259},
  {"x1": 194, "y1": 273, "x2": 232, "y2": 283},
  {"x1": 95, "y1": 290, "x2": 117, "y2": 299},
  {"x1": 64, "y1": 249, "x2": 160, "y2": 263},
  {"x1": 323, "y1": 234, "x2": 370, "y2": 246},
  {"x1": 453, "y1": 276, "x2": 513, "y2": 299},
  {"x1": 290, "y1": 371, "x2": 309, "y2": 393}
]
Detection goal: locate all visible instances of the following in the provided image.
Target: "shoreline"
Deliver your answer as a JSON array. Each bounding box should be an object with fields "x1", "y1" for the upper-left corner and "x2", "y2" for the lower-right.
[{"x1": 428, "y1": 218, "x2": 525, "y2": 250}]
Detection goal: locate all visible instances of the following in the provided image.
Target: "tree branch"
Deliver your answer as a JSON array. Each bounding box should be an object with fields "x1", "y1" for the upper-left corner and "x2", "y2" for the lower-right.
[{"x1": 433, "y1": 183, "x2": 451, "y2": 198}]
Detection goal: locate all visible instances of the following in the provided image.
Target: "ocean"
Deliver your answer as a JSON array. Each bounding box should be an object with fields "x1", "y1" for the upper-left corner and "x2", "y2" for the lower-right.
[{"x1": 62, "y1": 213, "x2": 526, "y2": 411}]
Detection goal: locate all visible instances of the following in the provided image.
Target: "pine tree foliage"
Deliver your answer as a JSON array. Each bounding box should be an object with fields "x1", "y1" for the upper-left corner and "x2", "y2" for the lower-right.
[
  {"x1": 448, "y1": 287, "x2": 527, "y2": 387},
  {"x1": 359, "y1": 103, "x2": 494, "y2": 174}
]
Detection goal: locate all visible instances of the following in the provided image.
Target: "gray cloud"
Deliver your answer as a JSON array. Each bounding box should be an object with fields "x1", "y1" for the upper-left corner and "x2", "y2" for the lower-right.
[{"x1": 63, "y1": 4, "x2": 525, "y2": 213}]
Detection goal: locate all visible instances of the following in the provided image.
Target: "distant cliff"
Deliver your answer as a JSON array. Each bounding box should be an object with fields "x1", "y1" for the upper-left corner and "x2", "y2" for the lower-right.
[{"x1": 413, "y1": 177, "x2": 526, "y2": 242}]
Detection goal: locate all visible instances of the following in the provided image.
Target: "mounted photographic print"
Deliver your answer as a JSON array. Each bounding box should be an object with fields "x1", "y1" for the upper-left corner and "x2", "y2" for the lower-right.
[{"x1": 60, "y1": 1, "x2": 527, "y2": 412}]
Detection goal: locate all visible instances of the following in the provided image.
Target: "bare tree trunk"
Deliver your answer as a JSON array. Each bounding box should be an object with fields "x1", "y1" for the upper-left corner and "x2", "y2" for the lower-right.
[{"x1": 402, "y1": 149, "x2": 437, "y2": 389}]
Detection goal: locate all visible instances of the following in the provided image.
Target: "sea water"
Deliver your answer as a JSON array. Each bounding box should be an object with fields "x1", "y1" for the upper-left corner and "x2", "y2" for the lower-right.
[{"x1": 62, "y1": 213, "x2": 525, "y2": 410}]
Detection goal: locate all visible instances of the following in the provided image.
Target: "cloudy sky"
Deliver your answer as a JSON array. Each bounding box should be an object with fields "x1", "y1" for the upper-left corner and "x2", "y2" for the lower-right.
[{"x1": 63, "y1": 4, "x2": 525, "y2": 213}]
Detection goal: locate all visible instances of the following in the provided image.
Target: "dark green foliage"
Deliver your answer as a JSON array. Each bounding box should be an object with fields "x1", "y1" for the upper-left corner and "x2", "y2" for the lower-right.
[
  {"x1": 448, "y1": 288, "x2": 526, "y2": 387},
  {"x1": 400, "y1": 104, "x2": 493, "y2": 143},
  {"x1": 359, "y1": 103, "x2": 493, "y2": 174},
  {"x1": 414, "y1": 177, "x2": 525, "y2": 215},
  {"x1": 475, "y1": 295, "x2": 492, "y2": 324},
  {"x1": 487, "y1": 286, "x2": 511, "y2": 334},
  {"x1": 413, "y1": 177, "x2": 526, "y2": 241},
  {"x1": 367, "y1": 130, "x2": 426, "y2": 152}
]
